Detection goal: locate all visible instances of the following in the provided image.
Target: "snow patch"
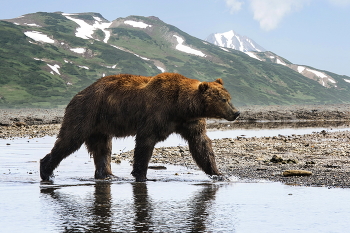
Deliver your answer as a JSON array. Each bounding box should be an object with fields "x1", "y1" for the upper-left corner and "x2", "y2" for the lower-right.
[
  {"x1": 93, "y1": 16, "x2": 102, "y2": 22},
  {"x1": 134, "y1": 53, "x2": 150, "y2": 61},
  {"x1": 328, "y1": 78, "x2": 336, "y2": 84},
  {"x1": 214, "y1": 30, "x2": 236, "y2": 48},
  {"x1": 237, "y1": 36, "x2": 244, "y2": 51},
  {"x1": 297, "y1": 66, "x2": 305, "y2": 73},
  {"x1": 157, "y1": 66, "x2": 165, "y2": 73},
  {"x1": 173, "y1": 35, "x2": 206, "y2": 57},
  {"x1": 47, "y1": 64, "x2": 60, "y2": 75},
  {"x1": 306, "y1": 69, "x2": 327, "y2": 78},
  {"x1": 276, "y1": 58, "x2": 286, "y2": 66},
  {"x1": 70, "y1": 47, "x2": 86, "y2": 54},
  {"x1": 78, "y1": 65, "x2": 89, "y2": 70},
  {"x1": 24, "y1": 31, "x2": 54, "y2": 43},
  {"x1": 344, "y1": 79, "x2": 350, "y2": 83},
  {"x1": 111, "y1": 45, "x2": 123, "y2": 50},
  {"x1": 63, "y1": 13, "x2": 112, "y2": 43},
  {"x1": 34, "y1": 58, "x2": 44, "y2": 61},
  {"x1": 220, "y1": 47, "x2": 229, "y2": 52},
  {"x1": 106, "y1": 64, "x2": 117, "y2": 69},
  {"x1": 111, "y1": 45, "x2": 150, "y2": 60},
  {"x1": 303, "y1": 68, "x2": 336, "y2": 87},
  {"x1": 247, "y1": 38, "x2": 262, "y2": 52},
  {"x1": 124, "y1": 20, "x2": 152, "y2": 29},
  {"x1": 245, "y1": 52, "x2": 262, "y2": 61},
  {"x1": 25, "y1": 23, "x2": 41, "y2": 27}
]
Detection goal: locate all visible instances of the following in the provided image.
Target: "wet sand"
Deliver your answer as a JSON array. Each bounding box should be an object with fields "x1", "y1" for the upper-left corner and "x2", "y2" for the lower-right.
[{"x1": 1, "y1": 105, "x2": 350, "y2": 188}]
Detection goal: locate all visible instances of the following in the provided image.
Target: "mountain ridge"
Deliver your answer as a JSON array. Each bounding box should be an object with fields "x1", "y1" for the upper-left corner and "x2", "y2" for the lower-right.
[{"x1": 1, "y1": 12, "x2": 349, "y2": 107}]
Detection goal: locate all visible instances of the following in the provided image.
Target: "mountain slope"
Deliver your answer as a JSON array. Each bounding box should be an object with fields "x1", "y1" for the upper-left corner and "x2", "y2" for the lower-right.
[{"x1": 1, "y1": 12, "x2": 350, "y2": 107}]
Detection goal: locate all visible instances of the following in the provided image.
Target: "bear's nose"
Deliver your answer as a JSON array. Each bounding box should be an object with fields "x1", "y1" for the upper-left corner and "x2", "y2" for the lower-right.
[{"x1": 234, "y1": 111, "x2": 240, "y2": 118}]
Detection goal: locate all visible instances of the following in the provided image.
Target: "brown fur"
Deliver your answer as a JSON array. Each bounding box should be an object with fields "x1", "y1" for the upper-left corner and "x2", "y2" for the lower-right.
[{"x1": 40, "y1": 73, "x2": 240, "y2": 181}]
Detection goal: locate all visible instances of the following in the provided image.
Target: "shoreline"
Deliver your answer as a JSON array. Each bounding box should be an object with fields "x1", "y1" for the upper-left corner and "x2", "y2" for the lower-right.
[{"x1": 1, "y1": 105, "x2": 350, "y2": 188}]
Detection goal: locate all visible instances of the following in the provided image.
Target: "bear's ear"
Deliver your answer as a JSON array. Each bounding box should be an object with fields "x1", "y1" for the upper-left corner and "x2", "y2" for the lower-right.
[
  {"x1": 215, "y1": 78, "x2": 224, "y2": 85},
  {"x1": 199, "y1": 82, "x2": 209, "y2": 92}
]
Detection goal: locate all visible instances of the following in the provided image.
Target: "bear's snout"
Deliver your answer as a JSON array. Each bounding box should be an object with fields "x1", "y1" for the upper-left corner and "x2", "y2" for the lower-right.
[
  {"x1": 232, "y1": 111, "x2": 240, "y2": 120},
  {"x1": 225, "y1": 110, "x2": 240, "y2": 121}
]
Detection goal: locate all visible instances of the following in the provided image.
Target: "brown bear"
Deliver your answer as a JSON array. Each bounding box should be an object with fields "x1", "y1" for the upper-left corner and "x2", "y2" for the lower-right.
[{"x1": 40, "y1": 73, "x2": 240, "y2": 182}]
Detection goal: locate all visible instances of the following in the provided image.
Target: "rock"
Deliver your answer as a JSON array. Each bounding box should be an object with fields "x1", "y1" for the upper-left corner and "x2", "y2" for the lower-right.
[
  {"x1": 14, "y1": 122, "x2": 26, "y2": 127},
  {"x1": 282, "y1": 170, "x2": 312, "y2": 177},
  {"x1": 285, "y1": 159, "x2": 298, "y2": 164},
  {"x1": 306, "y1": 161, "x2": 316, "y2": 165},
  {"x1": 270, "y1": 155, "x2": 284, "y2": 163},
  {"x1": 148, "y1": 165, "x2": 167, "y2": 170}
]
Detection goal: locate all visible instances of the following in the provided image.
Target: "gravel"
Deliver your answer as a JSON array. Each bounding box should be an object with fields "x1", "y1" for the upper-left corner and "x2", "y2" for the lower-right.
[{"x1": 114, "y1": 130, "x2": 350, "y2": 188}]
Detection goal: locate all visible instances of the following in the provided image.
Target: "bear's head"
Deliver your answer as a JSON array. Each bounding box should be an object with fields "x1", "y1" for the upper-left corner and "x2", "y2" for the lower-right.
[{"x1": 199, "y1": 78, "x2": 240, "y2": 121}]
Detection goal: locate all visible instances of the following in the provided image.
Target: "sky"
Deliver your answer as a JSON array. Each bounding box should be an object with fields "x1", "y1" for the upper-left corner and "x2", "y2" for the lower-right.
[{"x1": 1, "y1": 0, "x2": 350, "y2": 76}]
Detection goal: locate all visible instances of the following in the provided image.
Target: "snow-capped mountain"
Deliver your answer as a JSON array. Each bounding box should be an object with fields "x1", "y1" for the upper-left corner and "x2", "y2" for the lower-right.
[
  {"x1": 1, "y1": 12, "x2": 350, "y2": 107},
  {"x1": 206, "y1": 30, "x2": 343, "y2": 88},
  {"x1": 206, "y1": 30, "x2": 266, "y2": 52}
]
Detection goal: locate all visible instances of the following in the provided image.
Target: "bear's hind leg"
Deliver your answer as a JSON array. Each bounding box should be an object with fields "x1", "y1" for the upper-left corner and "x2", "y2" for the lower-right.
[
  {"x1": 40, "y1": 137, "x2": 84, "y2": 181},
  {"x1": 131, "y1": 134, "x2": 157, "y2": 182},
  {"x1": 85, "y1": 133, "x2": 113, "y2": 179}
]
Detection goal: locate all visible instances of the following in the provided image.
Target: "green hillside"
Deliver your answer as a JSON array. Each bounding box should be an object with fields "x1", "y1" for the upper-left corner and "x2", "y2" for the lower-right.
[{"x1": 1, "y1": 12, "x2": 349, "y2": 107}]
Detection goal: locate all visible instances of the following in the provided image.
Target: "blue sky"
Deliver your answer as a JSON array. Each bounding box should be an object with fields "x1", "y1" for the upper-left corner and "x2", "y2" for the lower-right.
[{"x1": 1, "y1": 0, "x2": 350, "y2": 76}]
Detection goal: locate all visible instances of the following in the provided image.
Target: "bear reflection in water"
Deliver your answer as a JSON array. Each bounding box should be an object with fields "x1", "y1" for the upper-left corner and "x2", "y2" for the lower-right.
[
  {"x1": 40, "y1": 182, "x2": 220, "y2": 232},
  {"x1": 40, "y1": 73, "x2": 240, "y2": 182}
]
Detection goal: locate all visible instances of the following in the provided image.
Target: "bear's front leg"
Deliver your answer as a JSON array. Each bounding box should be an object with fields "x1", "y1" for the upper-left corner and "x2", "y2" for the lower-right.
[
  {"x1": 131, "y1": 134, "x2": 157, "y2": 182},
  {"x1": 177, "y1": 119, "x2": 221, "y2": 176}
]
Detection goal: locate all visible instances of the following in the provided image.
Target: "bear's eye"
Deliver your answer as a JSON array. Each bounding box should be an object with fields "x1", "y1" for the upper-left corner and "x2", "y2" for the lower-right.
[{"x1": 222, "y1": 98, "x2": 227, "y2": 103}]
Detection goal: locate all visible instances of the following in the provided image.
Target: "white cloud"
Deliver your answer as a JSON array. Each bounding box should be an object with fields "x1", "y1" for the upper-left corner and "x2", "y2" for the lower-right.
[
  {"x1": 328, "y1": 0, "x2": 350, "y2": 6},
  {"x1": 249, "y1": 0, "x2": 311, "y2": 31},
  {"x1": 223, "y1": 0, "x2": 347, "y2": 31},
  {"x1": 225, "y1": 0, "x2": 244, "y2": 13}
]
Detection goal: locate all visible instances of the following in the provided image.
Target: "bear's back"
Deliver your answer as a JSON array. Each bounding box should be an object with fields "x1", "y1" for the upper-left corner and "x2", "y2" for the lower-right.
[
  {"x1": 95, "y1": 73, "x2": 200, "y2": 92},
  {"x1": 96, "y1": 74, "x2": 152, "y2": 91}
]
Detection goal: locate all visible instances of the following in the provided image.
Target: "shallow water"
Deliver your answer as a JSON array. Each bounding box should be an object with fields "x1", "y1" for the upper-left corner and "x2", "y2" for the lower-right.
[{"x1": 1, "y1": 125, "x2": 350, "y2": 232}]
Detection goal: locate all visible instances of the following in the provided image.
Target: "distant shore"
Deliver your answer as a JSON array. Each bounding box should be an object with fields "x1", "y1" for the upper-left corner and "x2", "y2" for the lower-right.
[
  {"x1": 1, "y1": 105, "x2": 350, "y2": 188},
  {"x1": 1, "y1": 104, "x2": 350, "y2": 126},
  {"x1": 1, "y1": 104, "x2": 350, "y2": 138}
]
